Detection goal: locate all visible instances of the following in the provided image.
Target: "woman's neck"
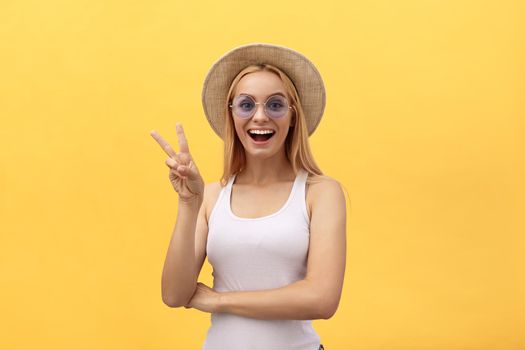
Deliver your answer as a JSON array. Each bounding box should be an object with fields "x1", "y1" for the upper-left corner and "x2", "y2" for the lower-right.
[{"x1": 238, "y1": 152, "x2": 295, "y2": 186}]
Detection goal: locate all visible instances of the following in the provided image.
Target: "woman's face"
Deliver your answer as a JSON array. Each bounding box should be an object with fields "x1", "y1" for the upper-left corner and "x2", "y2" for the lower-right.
[{"x1": 230, "y1": 70, "x2": 294, "y2": 159}]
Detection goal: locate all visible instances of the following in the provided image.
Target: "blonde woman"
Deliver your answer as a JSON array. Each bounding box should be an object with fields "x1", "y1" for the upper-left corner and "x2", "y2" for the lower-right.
[{"x1": 151, "y1": 43, "x2": 346, "y2": 350}]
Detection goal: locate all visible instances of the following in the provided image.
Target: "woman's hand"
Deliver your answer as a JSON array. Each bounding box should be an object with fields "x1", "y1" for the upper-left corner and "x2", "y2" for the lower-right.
[
  {"x1": 150, "y1": 123, "x2": 205, "y2": 203},
  {"x1": 184, "y1": 282, "x2": 222, "y2": 313}
]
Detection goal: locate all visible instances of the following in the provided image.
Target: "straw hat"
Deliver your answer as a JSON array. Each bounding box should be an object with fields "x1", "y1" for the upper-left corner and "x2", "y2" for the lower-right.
[{"x1": 201, "y1": 43, "x2": 326, "y2": 139}]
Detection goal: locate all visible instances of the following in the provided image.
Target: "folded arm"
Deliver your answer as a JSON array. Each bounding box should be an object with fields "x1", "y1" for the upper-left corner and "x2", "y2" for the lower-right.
[{"x1": 217, "y1": 279, "x2": 323, "y2": 320}]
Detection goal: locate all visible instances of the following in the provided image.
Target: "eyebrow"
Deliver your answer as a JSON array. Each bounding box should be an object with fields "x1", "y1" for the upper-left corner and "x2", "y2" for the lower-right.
[{"x1": 235, "y1": 92, "x2": 288, "y2": 100}]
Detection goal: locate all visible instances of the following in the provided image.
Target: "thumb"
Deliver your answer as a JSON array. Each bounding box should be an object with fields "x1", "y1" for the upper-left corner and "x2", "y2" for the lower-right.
[{"x1": 178, "y1": 160, "x2": 199, "y2": 180}]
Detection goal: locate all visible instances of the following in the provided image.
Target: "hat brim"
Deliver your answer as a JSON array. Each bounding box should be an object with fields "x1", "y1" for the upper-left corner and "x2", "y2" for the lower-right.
[{"x1": 201, "y1": 43, "x2": 326, "y2": 139}]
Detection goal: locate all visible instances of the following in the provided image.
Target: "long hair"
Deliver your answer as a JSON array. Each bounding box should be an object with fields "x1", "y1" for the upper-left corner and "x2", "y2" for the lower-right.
[{"x1": 219, "y1": 64, "x2": 325, "y2": 187}]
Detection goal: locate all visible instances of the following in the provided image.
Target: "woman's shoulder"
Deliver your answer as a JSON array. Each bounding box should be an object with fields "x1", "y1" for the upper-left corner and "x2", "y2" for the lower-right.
[
  {"x1": 205, "y1": 181, "x2": 224, "y2": 193},
  {"x1": 306, "y1": 173, "x2": 342, "y2": 188},
  {"x1": 305, "y1": 173, "x2": 347, "y2": 206}
]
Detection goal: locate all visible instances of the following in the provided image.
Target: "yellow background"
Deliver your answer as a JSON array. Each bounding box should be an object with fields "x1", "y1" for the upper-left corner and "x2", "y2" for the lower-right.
[{"x1": 1, "y1": 0, "x2": 523, "y2": 349}]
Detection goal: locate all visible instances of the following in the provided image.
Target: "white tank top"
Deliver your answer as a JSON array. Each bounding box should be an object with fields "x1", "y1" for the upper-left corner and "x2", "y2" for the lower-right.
[{"x1": 202, "y1": 168, "x2": 322, "y2": 350}]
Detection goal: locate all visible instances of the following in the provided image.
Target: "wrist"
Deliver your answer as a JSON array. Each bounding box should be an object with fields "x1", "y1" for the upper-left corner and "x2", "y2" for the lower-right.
[
  {"x1": 215, "y1": 292, "x2": 227, "y2": 313},
  {"x1": 178, "y1": 195, "x2": 203, "y2": 207}
]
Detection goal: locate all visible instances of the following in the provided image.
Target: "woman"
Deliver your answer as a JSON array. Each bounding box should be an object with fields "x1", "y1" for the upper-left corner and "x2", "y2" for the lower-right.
[{"x1": 151, "y1": 43, "x2": 346, "y2": 350}]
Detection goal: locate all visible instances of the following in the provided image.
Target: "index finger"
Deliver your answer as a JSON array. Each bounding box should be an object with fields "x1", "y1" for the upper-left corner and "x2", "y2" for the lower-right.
[
  {"x1": 176, "y1": 123, "x2": 190, "y2": 154},
  {"x1": 150, "y1": 130, "x2": 177, "y2": 158}
]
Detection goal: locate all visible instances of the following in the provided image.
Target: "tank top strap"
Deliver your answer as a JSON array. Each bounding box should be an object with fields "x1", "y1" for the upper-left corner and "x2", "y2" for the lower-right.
[
  {"x1": 226, "y1": 172, "x2": 236, "y2": 191},
  {"x1": 225, "y1": 172, "x2": 237, "y2": 204},
  {"x1": 290, "y1": 169, "x2": 310, "y2": 222},
  {"x1": 296, "y1": 169, "x2": 309, "y2": 195}
]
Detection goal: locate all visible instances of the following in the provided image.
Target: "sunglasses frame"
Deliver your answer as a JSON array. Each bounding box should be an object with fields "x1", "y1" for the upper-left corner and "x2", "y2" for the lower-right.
[{"x1": 229, "y1": 94, "x2": 293, "y2": 119}]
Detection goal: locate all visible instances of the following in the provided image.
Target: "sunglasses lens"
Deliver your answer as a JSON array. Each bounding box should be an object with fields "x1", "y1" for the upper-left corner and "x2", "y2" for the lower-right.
[
  {"x1": 265, "y1": 95, "x2": 289, "y2": 118},
  {"x1": 231, "y1": 96, "x2": 255, "y2": 118}
]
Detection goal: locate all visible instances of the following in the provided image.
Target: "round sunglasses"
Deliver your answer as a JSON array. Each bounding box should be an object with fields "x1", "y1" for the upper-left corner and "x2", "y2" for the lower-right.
[{"x1": 229, "y1": 94, "x2": 293, "y2": 119}]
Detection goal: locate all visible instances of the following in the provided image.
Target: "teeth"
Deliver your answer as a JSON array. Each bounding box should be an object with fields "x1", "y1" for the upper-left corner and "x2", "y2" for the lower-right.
[{"x1": 249, "y1": 130, "x2": 274, "y2": 135}]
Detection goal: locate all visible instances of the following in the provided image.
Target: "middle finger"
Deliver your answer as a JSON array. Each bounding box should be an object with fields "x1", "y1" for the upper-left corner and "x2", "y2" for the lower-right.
[{"x1": 176, "y1": 123, "x2": 190, "y2": 154}]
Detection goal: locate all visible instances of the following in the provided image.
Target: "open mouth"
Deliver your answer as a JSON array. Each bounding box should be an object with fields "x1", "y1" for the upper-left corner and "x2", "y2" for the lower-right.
[{"x1": 247, "y1": 131, "x2": 275, "y2": 142}]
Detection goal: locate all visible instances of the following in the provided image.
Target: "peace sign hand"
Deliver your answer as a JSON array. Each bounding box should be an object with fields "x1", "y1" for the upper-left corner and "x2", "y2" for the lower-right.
[{"x1": 150, "y1": 123, "x2": 205, "y2": 203}]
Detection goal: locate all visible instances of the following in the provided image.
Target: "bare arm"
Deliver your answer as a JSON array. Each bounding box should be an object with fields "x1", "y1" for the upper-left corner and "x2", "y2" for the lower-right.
[
  {"x1": 150, "y1": 124, "x2": 208, "y2": 308},
  {"x1": 213, "y1": 177, "x2": 347, "y2": 320},
  {"x1": 217, "y1": 279, "x2": 322, "y2": 320},
  {"x1": 161, "y1": 197, "x2": 203, "y2": 307}
]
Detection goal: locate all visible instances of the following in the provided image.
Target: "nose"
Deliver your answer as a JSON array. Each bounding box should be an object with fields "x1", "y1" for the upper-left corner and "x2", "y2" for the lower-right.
[{"x1": 251, "y1": 104, "x2": 269, "y2": 122}]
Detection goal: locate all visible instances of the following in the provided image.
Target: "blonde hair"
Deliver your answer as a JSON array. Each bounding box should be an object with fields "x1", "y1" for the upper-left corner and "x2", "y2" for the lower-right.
[{"x1": 219, "y1": 63, "x2": 325, "y2": 187}]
